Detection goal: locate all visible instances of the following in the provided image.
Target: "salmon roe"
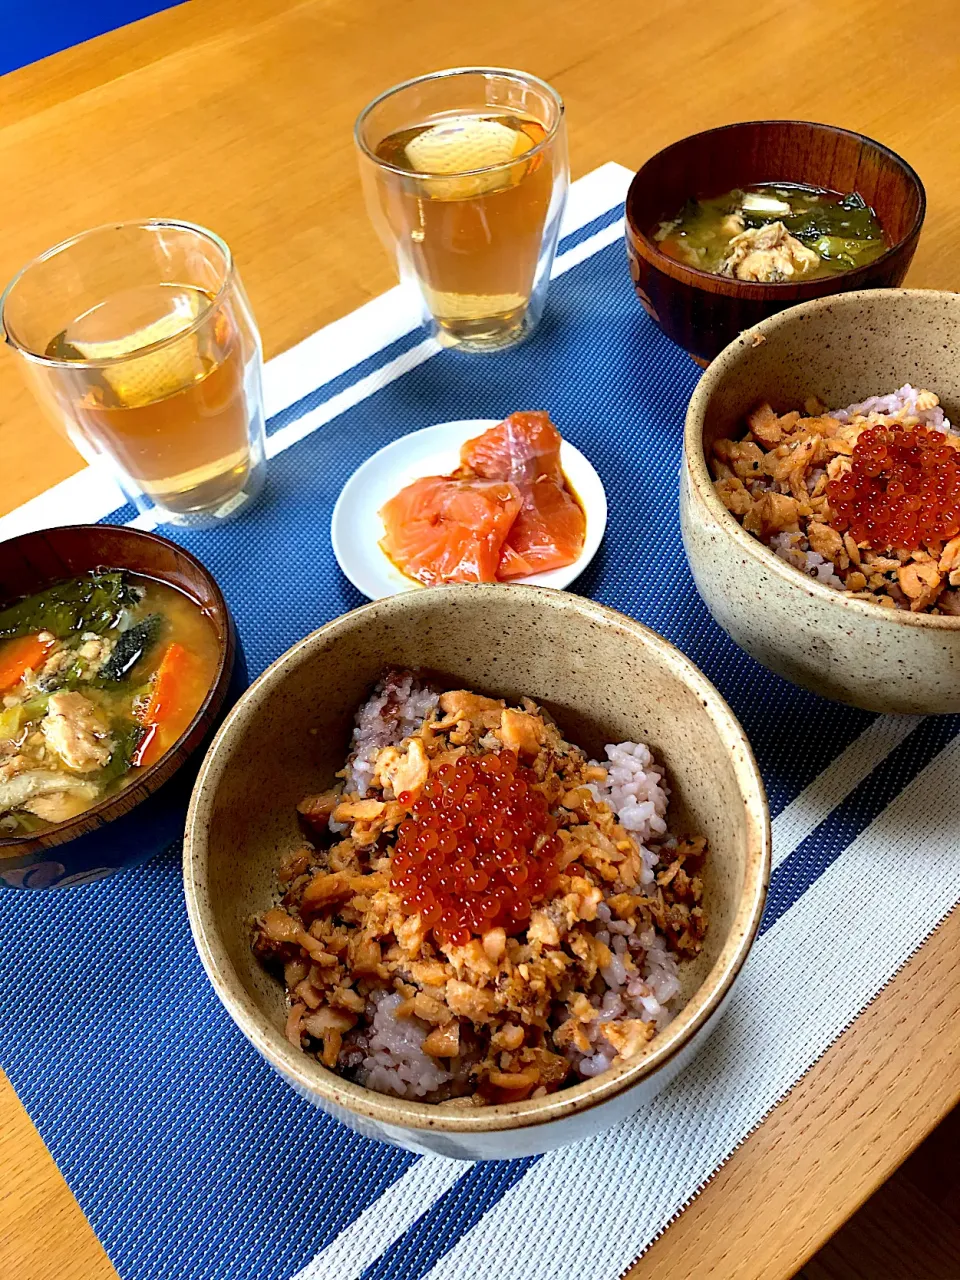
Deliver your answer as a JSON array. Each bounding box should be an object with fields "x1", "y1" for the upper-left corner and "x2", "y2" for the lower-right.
[
  {"x1": 391, "y1": 751, "x2": 560, "y2": 949},
  {"x1": 828, "y1": 425, "x2": 960, "y2": 550}
]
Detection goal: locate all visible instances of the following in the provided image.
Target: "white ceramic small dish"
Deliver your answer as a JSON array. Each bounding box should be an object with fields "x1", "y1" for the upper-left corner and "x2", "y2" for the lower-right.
[{"x1": 331, "y1": 419, "x2": 608, "y2": 599}]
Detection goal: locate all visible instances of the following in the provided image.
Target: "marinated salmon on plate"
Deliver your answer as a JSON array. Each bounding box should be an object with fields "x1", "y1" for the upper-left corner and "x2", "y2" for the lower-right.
[{"x1": 379, "y1": 412, "x2": 587, "y2": 586}]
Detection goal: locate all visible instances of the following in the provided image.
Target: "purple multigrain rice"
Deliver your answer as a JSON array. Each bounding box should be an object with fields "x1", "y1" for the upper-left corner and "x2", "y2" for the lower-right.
[
  {"x1": 587, "y1": 741, "x2": 669, "y2": 888},
  {"x1": 329, "y1": 672, "x2": 439, "y2": 832},
  {"x1": 831, "y1": 383, "x2": 951, "y2": 432},
  {"x1": 352, "y1": 991, "x2": 453, "y2": 1098},
  {"x1": 769, "y1": 530, "x2": 844, "y2": 587}
]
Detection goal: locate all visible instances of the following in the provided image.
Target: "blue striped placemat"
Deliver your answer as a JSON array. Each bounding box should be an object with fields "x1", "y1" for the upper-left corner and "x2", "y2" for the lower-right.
[{"x1": 0, "y1": 164, "x2": 957, "y2": 1280}]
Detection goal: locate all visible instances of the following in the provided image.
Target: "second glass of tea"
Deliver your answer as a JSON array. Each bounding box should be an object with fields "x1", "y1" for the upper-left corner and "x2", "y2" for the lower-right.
[
  {"x1": 355, "y1": 67, "x2": 569, "y2": 353},
  {"x1": 0, "y1": 220, "x2": 266, "y2": 527}
]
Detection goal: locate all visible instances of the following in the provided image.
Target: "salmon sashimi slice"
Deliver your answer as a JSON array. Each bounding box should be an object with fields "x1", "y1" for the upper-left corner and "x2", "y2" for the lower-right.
[
  {"x1": 497, "y1": 543, "x2": 535, "y2": 580},
  {"x1": 460, "y1": 411, "x2": 564, "y2": 486},
  {"x1": 379, "y1": 475, "x2": 522, "y2": 586},
  {"x1": 500, "y1": 475, "x2": 587, "y2": 575}
]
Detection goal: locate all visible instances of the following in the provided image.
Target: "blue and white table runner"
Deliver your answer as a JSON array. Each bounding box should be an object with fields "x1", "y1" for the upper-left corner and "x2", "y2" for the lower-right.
[{"x1": 0, "y1": 163, "x2": 957, "y2": 1280}]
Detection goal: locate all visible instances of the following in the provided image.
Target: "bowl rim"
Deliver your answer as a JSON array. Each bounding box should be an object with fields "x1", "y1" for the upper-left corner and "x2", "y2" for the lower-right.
[
  {"x1": 625, "y1": 118, "x2": 927, "y2": 295},
  {"x1": 183, "y1": 583, "x2": 771, "y2": 1135},
  {"x1": 684, "y1": 286, "x2": 960, "y2": 630},
  {"x1": 0, "y1": 523, "x2": 234, "y2": 851}
]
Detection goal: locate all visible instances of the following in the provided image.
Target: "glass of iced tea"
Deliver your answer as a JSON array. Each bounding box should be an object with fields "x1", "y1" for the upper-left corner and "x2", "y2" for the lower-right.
[
  {"x1": 355, "y1": 67, "x2": 568, "y2": 353},
  {"x1": 0, "y1": 220, "x2": 266, "y2": 527}
]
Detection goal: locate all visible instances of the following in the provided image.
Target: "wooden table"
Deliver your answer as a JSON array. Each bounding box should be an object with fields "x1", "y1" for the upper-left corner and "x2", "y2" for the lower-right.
[{"x1": 2, "y1": 1, "x2": 960, "y2": 1276}]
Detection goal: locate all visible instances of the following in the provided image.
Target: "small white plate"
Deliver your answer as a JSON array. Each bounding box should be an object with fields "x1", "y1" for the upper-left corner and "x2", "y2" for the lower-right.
[{"x1": 331, "y1": 419, "x2": 608, "y2": 600}]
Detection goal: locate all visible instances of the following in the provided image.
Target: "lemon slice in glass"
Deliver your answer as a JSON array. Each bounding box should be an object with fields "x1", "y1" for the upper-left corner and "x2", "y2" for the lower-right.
[
  {"x1": 70, "y1": 292, "x2": 204, "y2": 408},
  {"x1": 404, "y1": 116, "x2": 533, "y2": 201}
]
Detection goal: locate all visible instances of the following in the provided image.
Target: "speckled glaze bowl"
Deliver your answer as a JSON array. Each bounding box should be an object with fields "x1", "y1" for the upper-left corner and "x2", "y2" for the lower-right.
[
  {"x1": 682, "y1": 288, "x2": 960, "y2": 713},
  {"x1": 183, "y1": 584, "x2": 769, "y2": 1159}
]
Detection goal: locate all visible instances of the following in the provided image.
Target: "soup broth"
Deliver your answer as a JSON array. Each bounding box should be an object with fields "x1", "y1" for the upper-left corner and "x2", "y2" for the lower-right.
[
  {"x1": 0, "y1": 571, "x2": 219, "y2": 834},
  {"x1": 654, "y1": 183, "x2": 886, "y2": 282}
]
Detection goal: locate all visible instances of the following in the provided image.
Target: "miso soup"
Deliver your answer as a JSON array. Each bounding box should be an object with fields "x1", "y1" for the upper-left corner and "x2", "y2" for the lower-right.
[
  {"x1": 0, "y1": 570, "x2": 219, "y2": 833},
  {"x1": 654, "y1": 183, "x2": 887, "y2": 282}
]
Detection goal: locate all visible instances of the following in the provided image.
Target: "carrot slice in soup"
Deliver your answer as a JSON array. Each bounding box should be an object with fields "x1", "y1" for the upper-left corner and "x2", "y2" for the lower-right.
[
  {"x1": 0, "y1": 633, "x2": 54, "y2": 693},
  {"x1": 135, "y1": 642, "x2": 199, "y2": 768}
]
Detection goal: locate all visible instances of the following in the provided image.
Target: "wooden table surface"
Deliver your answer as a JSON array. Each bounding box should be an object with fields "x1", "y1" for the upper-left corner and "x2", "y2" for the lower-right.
[{"x1": 2, "y1": 1, "x2": 960, "y2": 1277}]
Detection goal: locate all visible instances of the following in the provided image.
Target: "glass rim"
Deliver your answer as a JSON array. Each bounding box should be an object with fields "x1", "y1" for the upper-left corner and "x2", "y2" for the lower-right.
[
  {"x1": 353, "y1": 65, "x2": 565, "y2": 181},
  {"x1": 0, "y1": 218, "x2": 235, "y2": 369}
]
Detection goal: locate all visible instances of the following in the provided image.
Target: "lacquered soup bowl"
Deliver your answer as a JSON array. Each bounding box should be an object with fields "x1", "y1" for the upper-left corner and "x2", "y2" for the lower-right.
[{"x1": 0, "y1": 524, "x2": 246, "y2": 889}]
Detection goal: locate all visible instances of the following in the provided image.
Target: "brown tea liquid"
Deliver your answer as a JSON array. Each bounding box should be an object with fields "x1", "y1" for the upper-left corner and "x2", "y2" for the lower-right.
[
  {"x1": 46, "y1": 283, "x2": 254, "y2": 515},
  {"x1": 374, "y1": 110, "x2": 555, "y2": 348}
]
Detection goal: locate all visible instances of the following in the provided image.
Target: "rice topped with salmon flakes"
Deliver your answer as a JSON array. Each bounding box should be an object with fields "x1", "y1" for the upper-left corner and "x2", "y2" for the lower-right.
[
  {"x1": 711, "y1": 385, "x2": 960, "y2": 614},
  {"x1": 252, "y1": 671, "x2": 708, "y2": 1104}
]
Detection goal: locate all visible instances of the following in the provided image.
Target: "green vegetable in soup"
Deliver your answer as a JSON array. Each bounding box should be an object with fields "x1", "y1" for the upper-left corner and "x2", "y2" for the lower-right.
[
  {"x1": 0, "y1": 704, "x2": 24, "y2": 742},
  {"x1": 810, "y1": 234, "x2": 885, "y2": 271},
  {"x1": 18, "y1": 692, "x2": 50, "y2": 720},
  {"x1": 0, "y1": 571, "x2": 140, "y2": 642},
  {"x1": 97, "y1": 720, "x2": 146, "y2": 786},
  {"x1": 98, "y1": 614, "x2": 163, "y2": 683}
]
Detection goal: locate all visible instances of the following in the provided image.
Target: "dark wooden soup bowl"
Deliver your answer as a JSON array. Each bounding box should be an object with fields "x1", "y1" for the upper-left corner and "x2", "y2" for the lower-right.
[
  {"x1": 0, "y1": 525, "x2": 247, "y2": 890},
  {"x1": 624, "y1": 120, "x2": 926, "y2": 364}
]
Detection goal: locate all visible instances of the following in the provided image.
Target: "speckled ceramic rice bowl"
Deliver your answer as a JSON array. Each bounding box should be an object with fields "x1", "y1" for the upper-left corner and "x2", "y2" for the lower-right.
[
  {"x1": 682, "y1": 289, "x2": 960, "y2": 714},
  {"x1": 183, "y1": 585, "x2": 769, "y2": 1160}
]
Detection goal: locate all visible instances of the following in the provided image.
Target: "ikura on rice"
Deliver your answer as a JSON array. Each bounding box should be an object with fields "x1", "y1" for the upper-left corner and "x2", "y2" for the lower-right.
[{"x1": 252, "y1": 671, "x2": 708, "y2": 1104}]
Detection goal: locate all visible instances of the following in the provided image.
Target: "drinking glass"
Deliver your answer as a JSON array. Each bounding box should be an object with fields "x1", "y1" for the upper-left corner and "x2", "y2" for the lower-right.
[
  {"x1": 0, "y1": 220, "x2": 266, "y2": 528},
  {"x1": 355, "y1": 67, "x2": 568, "y2": 353}
]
